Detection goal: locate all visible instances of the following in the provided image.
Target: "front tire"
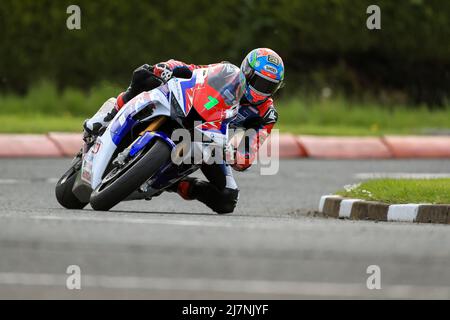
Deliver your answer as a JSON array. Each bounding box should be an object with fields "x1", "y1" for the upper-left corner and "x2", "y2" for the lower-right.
[
  {"x1": 55, "y1": 156, "x2": 88, "y2": 209},
  {"x1": 90, "y1": 140, "x2": 172, "y2": 211}
]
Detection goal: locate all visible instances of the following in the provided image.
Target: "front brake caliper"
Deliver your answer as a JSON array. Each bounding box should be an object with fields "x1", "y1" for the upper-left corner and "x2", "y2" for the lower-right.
[{"x1": 113, "y1": 147, "x2": 132, "y2": 167}]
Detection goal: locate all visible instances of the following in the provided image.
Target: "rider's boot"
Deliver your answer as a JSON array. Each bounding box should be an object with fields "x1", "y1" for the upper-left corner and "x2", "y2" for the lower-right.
[
  {"x1": 83, "y1": 98, "x2": 118, "y2": 140},
  {"x1": 168, "y1": 177, "x2": 239, "y2": 214},
  {"x1": 167, "y1": 177, "x2": 197, "y2": 200}
]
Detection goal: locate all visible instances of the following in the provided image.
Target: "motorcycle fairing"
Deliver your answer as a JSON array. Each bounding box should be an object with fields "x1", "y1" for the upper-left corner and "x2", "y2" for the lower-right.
[
  {"x1": 77, "y1": 65, "x2": 242, "y2": 201},
  {"x1": 79, "y1": 86, "x2": 175, "y2": 190}
]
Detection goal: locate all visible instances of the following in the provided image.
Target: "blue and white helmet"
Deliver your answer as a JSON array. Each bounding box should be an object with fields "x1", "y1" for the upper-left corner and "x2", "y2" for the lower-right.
[{"x1": 240, "y1": 48, "x2": 285, "y2": 104}]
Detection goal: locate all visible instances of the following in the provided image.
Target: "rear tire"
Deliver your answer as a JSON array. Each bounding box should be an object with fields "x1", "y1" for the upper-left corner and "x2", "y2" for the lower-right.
[
  {"x1": 55, "y1": 157, "x2": 88, "y2": 210},
  {"x1": 90, "y1": 140, "x2": 172, "y2": 211}
]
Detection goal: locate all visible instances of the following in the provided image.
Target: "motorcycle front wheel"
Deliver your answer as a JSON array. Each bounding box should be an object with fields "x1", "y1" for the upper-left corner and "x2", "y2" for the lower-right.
[{"x1": 89, "y1": 139, "x2": 172, "y2": 211}]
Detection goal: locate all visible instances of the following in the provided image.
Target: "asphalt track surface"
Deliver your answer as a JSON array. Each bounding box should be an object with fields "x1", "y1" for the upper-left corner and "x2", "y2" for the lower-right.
[{"x1": 0, "y1": 158, "x2": 449, "y2": 299}]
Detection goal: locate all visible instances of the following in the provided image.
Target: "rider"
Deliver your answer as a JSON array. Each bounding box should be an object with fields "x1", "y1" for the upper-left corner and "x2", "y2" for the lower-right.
[{"x1": 84, "y1": 48, "x2": 285, "y2": 214}]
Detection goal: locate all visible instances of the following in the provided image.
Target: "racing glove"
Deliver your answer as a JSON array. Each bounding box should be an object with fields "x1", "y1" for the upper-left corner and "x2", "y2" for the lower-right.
[
  {"x1": 232, "y1": 151, "x2": 252, "y2": 172},
  {"x1": 225, "y1": 144, "x2": 251, "y2": 172},
  {"x1": 153, "y1": 63, "x2": 174, "y2": 82},
  {"x1": 123, "y1": 64, "x2": 164, "y2": 101},
  {"x1": 153, "y1": 62, "x2": 193, "y2": 81}
]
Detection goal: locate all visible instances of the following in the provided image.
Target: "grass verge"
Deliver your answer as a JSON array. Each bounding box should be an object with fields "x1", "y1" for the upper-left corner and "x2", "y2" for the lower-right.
[
  {"x1": 0, "y1": 114, "x2": 85, "y2": 134},
  {"x1": 337, "y1": 179, "x2": 450, "y2": 204},
  {"x1": 278, "y1": 97, "x2": 450, "y2": 136},
  {"x1": 1, "y1": 81, "x2": 449, "y2": 135}
]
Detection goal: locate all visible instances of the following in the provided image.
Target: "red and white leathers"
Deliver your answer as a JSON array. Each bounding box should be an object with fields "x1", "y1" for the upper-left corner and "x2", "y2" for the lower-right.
[
  {"x1": 229, "y1": 97, "x2": 277, "y2": 172},
  {"x1": 114, "y1": 60, "x2": 278, "y2": 172}
]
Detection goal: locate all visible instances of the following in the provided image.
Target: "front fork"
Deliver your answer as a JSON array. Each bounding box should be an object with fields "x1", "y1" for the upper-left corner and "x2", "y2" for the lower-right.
[{"x1": 122, "y1": 118, "x2": 229, "y2": 201}]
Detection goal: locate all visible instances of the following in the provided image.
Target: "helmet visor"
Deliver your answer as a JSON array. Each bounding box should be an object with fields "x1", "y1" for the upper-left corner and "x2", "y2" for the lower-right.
[{"x1": 248, "y1": 72, "x2": 281, "y2": 96}]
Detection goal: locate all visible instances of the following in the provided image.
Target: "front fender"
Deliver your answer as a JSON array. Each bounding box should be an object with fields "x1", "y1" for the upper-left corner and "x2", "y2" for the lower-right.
[{"x1": 129, "y1": 131, "x2": 176, "y2": 157}]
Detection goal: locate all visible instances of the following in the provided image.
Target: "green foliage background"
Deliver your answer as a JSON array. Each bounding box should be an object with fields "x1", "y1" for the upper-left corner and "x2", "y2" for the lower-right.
[{"x1": 1, "y1": 0, "x2": 449, "y2": 105}]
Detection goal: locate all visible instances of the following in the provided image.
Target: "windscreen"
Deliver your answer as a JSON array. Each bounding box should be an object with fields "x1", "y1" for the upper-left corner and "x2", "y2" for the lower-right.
[{"x1": 206, "y1": 63, "x2": 246, "y2": 108}]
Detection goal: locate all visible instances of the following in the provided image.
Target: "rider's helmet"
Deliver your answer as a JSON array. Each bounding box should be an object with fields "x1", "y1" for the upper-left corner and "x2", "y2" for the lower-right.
[{"x1": 240, "y1": 48, "x2": 285, "y2": 104}]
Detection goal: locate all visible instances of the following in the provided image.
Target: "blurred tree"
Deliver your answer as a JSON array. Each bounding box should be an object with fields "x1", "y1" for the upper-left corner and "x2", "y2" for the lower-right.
[{"x1": 0, "y1": 0, "x2": 449, "y2": 105}]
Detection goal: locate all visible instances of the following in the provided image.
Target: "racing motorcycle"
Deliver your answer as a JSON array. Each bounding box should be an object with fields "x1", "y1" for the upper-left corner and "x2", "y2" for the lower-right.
[{"x1": 55, "y1": 63, "x2": 245, "y2": 211}]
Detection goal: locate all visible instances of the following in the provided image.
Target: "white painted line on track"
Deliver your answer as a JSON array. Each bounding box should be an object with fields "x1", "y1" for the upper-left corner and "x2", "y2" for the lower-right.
[
  {"x1": 5, "y1": 214, "x2": 374, "y2": 231},
  {"x1": 31, "y1": 215, "x2": 235, "y2": 228},
  {"x1": 0, "y1": 178, "x2": 58, "y2": 185},
  {"x1": 338, "y1": 199, "x2": 361, "y2": 218},
  {"x1": 355, "y1": 173, "x2": 450, "y2": 180},
  {"x1": 387, "y1": 204, "x2": 420, "y2": 222},
  {"x1": 27, "y1": 215, "x2": 332, "y2": 231},
  {"x1": 0, "y1": 179, "x2": 20, "y2": 184},
  {"x1": 0, "y1": 272, "x2": 448, "y2": 299}
]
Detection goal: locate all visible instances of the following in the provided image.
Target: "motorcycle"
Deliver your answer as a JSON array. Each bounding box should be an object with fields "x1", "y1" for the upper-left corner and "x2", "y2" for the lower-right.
[{"x1": 55, "y1": 63, "x2": 245, "y2": 211}]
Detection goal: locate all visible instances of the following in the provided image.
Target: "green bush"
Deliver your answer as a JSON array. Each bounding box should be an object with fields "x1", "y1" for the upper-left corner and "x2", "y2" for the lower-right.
[{"x1": 279, "y1": 96, "x2": 450, "y2": 135}]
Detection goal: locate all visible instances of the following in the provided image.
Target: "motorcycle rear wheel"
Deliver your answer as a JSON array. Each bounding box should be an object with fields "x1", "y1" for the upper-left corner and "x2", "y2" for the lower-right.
[{"x1": 55, "y1": 154, "x2": 89, "y2": 209}]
